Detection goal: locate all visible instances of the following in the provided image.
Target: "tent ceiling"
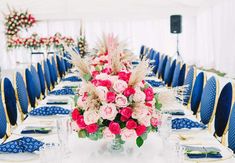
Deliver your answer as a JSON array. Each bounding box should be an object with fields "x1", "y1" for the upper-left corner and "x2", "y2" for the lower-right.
[{"x1": 0, "y1": 0, "x2": 222, "y2": 20}]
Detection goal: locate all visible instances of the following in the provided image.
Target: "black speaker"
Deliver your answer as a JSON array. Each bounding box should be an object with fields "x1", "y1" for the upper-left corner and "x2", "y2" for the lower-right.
[{"x1": 170, "y1": 15, "x2": 182, "y2": 34}]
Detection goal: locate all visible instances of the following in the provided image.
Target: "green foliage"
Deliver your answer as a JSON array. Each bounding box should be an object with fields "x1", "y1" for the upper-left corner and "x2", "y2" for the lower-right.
[
  {"x1": 136, "y1": 136, "x2": 144, "y2": 147},
  {"x1": 83, "y1": 73, "x2": 92, "y2": 81}
]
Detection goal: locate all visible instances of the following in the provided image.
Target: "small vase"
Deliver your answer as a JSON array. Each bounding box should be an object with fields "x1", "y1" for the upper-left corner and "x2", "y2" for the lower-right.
[{"x1": 108, "y1": 137, "x2": 124, "y2": 153}]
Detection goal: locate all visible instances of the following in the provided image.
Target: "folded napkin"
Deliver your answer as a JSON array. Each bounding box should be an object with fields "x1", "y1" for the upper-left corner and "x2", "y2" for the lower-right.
[
  {"x1": 132, "y1": 61, "x2": 139, "y2": 65},
  {"x1": 146, "y1": 73, "x2": 156, "y2": 77},
  {"x1": 172, "y1": 118, "x2": 206, "y2": 130},
  {"x1": 184, "y1": 146, "x2": 222, "y2": 159},
  {"x1": 46, "y1": 101, "x2": 68, "y2": 105},
  {"x1": 62, "y1": 76, "x2": 81, "y2": 82},
  {"x1": 29, "y1": 106, "x2": 70, "y2": 116},
  {"x1": 49, "y1": 88, "x2": 74, "y2": 95},
  {"x1": 21, "y1": 127, "x2": 52, "y2": 134},
  {"x1": 0, "y1": 137, "x2": 44, "y2": 153},
  {"x1": 145, "y1": 80, "x2": 165, "y2": 87},
  {"x1": 164, "y1": 110, "x2": 185, "y2": 116}
]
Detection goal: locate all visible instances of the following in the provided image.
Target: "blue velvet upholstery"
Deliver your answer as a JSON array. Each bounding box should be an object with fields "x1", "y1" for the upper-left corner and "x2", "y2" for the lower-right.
[
  {"x1": 214, "y1": 82, "x2": 233, "y2": 137},
  {"x1": 152, "y1": 52, "x2": 160, "y2": 74},
  {"x1": 228, "y1": 103, "x2": 235, "y2": 152},
  {"x1": 2, "y1": 78, "x2": 17, "y2": 125},
  {"x1": 163, "y1": 58, "x2": 171, "y2": 83},
  {"x1": 158, "y1": 55, "x2": 168, "y2": 79},
  {"x1": 25, "y1": 69, "x2": 37, "y2": 108},
  {"x1": 190, "y1": 72, "x2": 205, "y2": 115},
  {"x1": 61, "y1": 59, "x2": 66, "y2": 74},
  {"x1": 166, "y1": 59, "x2": 176, "y2": 86},
  {"x1": 140, "y1": 45, "x2": 145, "y2": 55},
  {"x1": 183, "y1": 67, "x2": 195, "y2": 105},
  {"x1": 171, "y1": 62, "x2": 181, "y2": 87},
  {"x1": 15, "y1": 72, "x2": 29, "y2": 114},
  {"x1": 150, "y1": 50, "x2": 156, "y2": 60},
  {"x1": 178, "y1": 64, "x2": 186, "y2": 86},
  {"x1": 47, "y1": 59, "x2": 55, "y2": 87},
  {"x1": 200, "y1": 76, "x2": 217, "y2": 125},
  {"x1": 37, "y1": 63, "x2": 46, "y2": 95},
  {"x1": 30, "y1": 65, "x2": 41, "y2": 99},
  {"x1": 51, "y1": 57, "x2": 58, "y2": 83},
  {"x1": 64, "y1": 52, "x2": 72, "y2": 69},
  {"x1": 0, "y1": 93, "x2": 7, "y2": 138},
  {"x1": 43, "y1": 60, "x2": 51, "y2": 91},
  {"x1": 56, "y1": 56, "x2": 63, "y2": 78}
]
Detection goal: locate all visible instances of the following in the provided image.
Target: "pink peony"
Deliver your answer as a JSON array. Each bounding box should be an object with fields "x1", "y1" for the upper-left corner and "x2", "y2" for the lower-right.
[
  {"x1": 109, "y1": 122, "x2": 121, "y2": 135},
  {"x1": 123, "y1": 87, "x2": 136, "y2": 97},
  {"x1": 115, "y1": 94, "x2": 128, "y2": 107},
  {"x1": 72, "y1": 109, "x2": 80, "y2": 121},
  {"x1": 99, "y1": 103, "x2": 117, "y2": 120},
  {"x1": 76, "y1": 115, "x2": 87, "y2": 129},
  {"x1": 102, "y1": 67, "x2": 112, "y2": 74},
  {"x1": 85, "y1": 123, "x2": 98, "y2": 134},
  {"x1": 118, "y1": 71, "x2": 131, "y2": 82},
  {"x1": 133, "y1": 89, "x2": 146, "y2": 103},
  {"x1": 150, "y1": 117, "x2": 159, "y2": 127},
  {"x1": 136, "y1": 125, "x2": 147, "y2": 136},
  {"x1": 96, "y1": 86, "x2": 108, "y2": 101},
  {"x1": 113, "y1": 80, "x2": 128, "y2": 93},
  {"x1": 83, "y1": 110, "x2": 99, "y2": 125},
  {"x1": 132, "y1": 106, "x2": 149, "y2": 119},
  {"x1": 92, "y1": 71, "x2": 100, "y2": 78},
  {"x1": 138, "y1": 114, "x2": 151, "y2": 126},
  {"x1": 103, "y1": 127, "x2": 115, "y2": 140},
  {"x1": 126, "y1": 119, "x2": 137, "y2": 129},
  {"x1": 121, "y1": 128, "x2": 136, "y2": 140},
  {"x1": 106, "y1": 92, "x2": 116, "y2": 103},
  {"x1": 120, "y1": 116, "x2": 129, "y2": 122},
  {"x1": 144, "y1": 87, "x2": 154, "y2": 101},
  {"x1": 120, "y1": 107, "x2": 132, "y2": 119}
]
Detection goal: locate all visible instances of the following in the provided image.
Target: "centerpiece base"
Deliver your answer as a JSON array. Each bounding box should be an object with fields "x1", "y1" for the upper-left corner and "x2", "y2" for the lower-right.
[{"x1": 107, "y1": 137, "x2": 124, "y2": 153}]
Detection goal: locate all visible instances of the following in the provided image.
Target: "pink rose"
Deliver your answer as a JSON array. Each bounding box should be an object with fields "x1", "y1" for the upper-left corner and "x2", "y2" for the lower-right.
[
  {"x1": 95, "y1": 73, "x2": 109, "y2": 80},
  {"x1": 99, "y1": 103, "x2": 117, "y2": 120},
  {"x1": 99, "y1": 80, "x2": 112, "y2": 89},
  {"x1": 136, "y1": 125, "x2": 147, "y2": 136},
  {"x1": 92, "y1": 71, "x2": 100, "y2": 78},
  {"x1": 126, "y1": 119, "x2": 137, "y2": 129},
  {"x1": 85, "y1": 123, "x2": 98, "y2": 134},
  {"x1": 83, "y1": 110, "x2": 99, "y2": 125},
  {"x1": 121, "y1": 128, "x2": 136, "y2": 140},
  {"x1": 113, "y1": 80, "x2": 128, "y2": 93},
  {"x1": 109, "y1": 122, "x2": 121, "y2": 135},
  {"x1": 72, "y1": 109, "x2": 80, "y2": 121},
  {"x1": 133, "y1": 89, "x2": 146, "y2": 103},
  {"x1": 120, "y1": 107, "x2": 132, "y2": 119},
  {"x1": 123, "y1": 87, "x2": 136, "y2": 97},
  {"x1": 76, "y1": 115, "x2": 86, "y2": 129},
  {"x1": 115, "y1": 94, "x2": 128, "y2": 107},
  {"x1": 120, "y1": 116, "x2": 128, "y2": 122},
  {"x1": 106, "y1": 92, "x2": 116, "y2": 103},
  {"x1": 102, "y1": 68, "x2": 112, "y2": 74},
  {"x1": 151, "y1": 117, "x2": 159, "y2": 127},
  {"x1": 132, "y1": 106, "x2": 149, "y2": 119},
  {"x1": 144, "y1": 87, "x2": 154, "y2": 101},
  {"x1": 96, "y1": 86, "x2": 108, "y2": 101},
  {"x1": 118, "y1": 71, "x2": 131, "y2": 82},
  {"x1": 103, "y1": 127, "x2": 115, "y2": 140},
  {"x1": 138, "y1": 114, "x2": 151, "y2": 126}
]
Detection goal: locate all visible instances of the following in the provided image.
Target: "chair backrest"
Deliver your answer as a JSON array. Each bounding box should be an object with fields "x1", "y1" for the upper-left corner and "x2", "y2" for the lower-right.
[
  {"x1": 1, "y1": 78, "x2": 17, "y2": 126},
  {"x1": 37, "y1": 63, "x2": 46, "y2": 95},
  {"x1": 0, "y1": 93, "x2": 8, "y2": 139},
  {"x1": 43, "y1": 60, "x2": 52, "y2": 91},
  {"x1": 47, "y1": 59, "x2": 55, "y2": 87},
  {"x1": 140, "y1": 45, "x2": 145, "y2": 55},
  {"x1": 25, "y1": 68, "x2": 36, "y2": 107},
  {"x1": 163, "y1": 58, "x2": 172, "y2": 83},
  {"x1": 177, "y1": 63, "x2": 186, "y2": 86},
  {"x1": 51, "y1": 57, "x2": 58, "y2": 83},
  {"x1": 15, "y1": 72, "x2": 29, "y2": 116},
  {"x1": 61, "y1": 58, "x2": 66, "y2": 74},
  {"x1": 158, "y1": 55, "x2": 168, "y2": 79},
  {"x1": 56, "y1": 56, "x2": 64, "y2": 78},
  {"x1": 152, "y1": 52, "x2": 160, "y2": 74},
  {"x1": 183, "y1": 66, "x2": 195, "y2": 105},
  {"x1": 214, "y1": 82, "x2": 233, "y2": 138},
  {"x1": 200, "y1": 76, "x2": 218, "y2": 126},
  {"x1": 228, "y1": 102, "x2": 235, "y2": 152},
  {"x1": 171, "y1": 62, "x2": 181, "y2": 87},
  {"x1": 190, "y1": 72, "x2": 205, "y2": 115},
  {"x1": 30, "y1": 65, "x2": 41, "y2": 99},
  {"x1": 166, "y1": 59, "x2": 176, "y2": 86}
]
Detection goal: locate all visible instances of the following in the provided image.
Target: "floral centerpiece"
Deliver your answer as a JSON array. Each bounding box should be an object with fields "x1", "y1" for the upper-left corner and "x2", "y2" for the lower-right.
[{"x1": 62, "y1": 34, "x2": 162, "y2": 148}]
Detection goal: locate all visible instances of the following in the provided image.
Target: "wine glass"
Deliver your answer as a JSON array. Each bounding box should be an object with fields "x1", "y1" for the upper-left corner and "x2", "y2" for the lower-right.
[{"x1": 40, "y1": 143, "x2": 62, "y2": 163}]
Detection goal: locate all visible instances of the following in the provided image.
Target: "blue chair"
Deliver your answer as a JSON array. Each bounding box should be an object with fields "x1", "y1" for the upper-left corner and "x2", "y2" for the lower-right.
[
  {"x1": 163, "y1": 58, "x2": 171, "y2": 83},
  {"x1": 177, "y1": 63, "x2": 186, "y2": 86},
  {"x1": 0, "y1": 93, "x2": 8, "y2": 139},
  {"x1": 61, "y1": 58, "x2": 66, "y2": 74},
  {"x1": 51, "y1": 57, "x2": 58, "y2": 83},
  {"x1": 30, "y1": 65, "x2": 41, "y2": 99},
  {"x1": 56, "y1": 56, "x2": 64, "y2": 78},
  {"x1": 214, "y1": 82, "x2": 233, "y2": 142},
  {"x1": 15, "y1": 72, "x2": 30, "y2": 121},
  {"x1": 228, "y1": 103, "x2": 235, "y2": 152},
  {"x1": 200, "y1": 76, "x2": 218, "y2": 128},
  {"x1": 171, "y1": 62, "x2": 181, "y2": 87},
  {"x1": 183, "y1": 66, "x2": 196, "y2": 105},
  {"x1": 158, "y1": 55, "x2": 168, "y2": 79},
  {"x1": 140, "y1": 45, "x2": 145, "y2": 55},
  {"x1": 25, "y1": 69, "x2": 37, "y2": 108},
  {"x1": 37, "y1": 63, "x2": 46, "y2": 96},
  {"x1": 47, "y1": 59, "x2": 56, "y2": 87},
  {"x1": 166, "y1": 59, "x2": 176, "y2": 86},
  {"x1": 1, "y1": 78, "x2": 17, "y2": 126},
  {"x1": 43, "y1": 60, "x2": 52, "y2": 91},
  {"x1": 152, "y1": 52, "x2": 160, "y2": 74},
  {"x1": 190, "y1": 72, "x2": 205, "y2": 115}
]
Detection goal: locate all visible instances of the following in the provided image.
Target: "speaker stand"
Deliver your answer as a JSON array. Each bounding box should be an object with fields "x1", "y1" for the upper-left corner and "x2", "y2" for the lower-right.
[{"x1": 174, "y1": 34, "x2": 183, "y2": 62}]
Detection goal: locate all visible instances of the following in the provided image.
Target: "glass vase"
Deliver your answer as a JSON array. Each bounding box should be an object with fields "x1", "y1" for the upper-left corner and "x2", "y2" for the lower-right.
[{"x1": 108, "y1": 137, "x2": 124, "y2": 153}]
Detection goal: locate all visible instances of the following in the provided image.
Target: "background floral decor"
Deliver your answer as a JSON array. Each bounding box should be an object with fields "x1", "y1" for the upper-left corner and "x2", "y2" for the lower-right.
[
  {"x1": 4, "y1": 8, "x2": 75, "y2": 50},
  {"x1": 77, "y1": 36, "x2": 87, "y2": 58}
]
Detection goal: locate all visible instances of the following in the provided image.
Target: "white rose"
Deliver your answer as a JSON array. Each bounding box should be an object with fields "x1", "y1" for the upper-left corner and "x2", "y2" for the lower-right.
[
  {"x1": 121, "y1": 128, "x2": 136, "y2": 141},
  {"x1": 113, "y1": 80, "x2": 128, "y2": 93},
  {"x1": 83, "y1": 110, "x2": 99, "y2": 125},
  {"x1": 115, "y1": 94, "x2": 128, "y2": 107},
  {"x1": 133, "y1": 89, "x2": 146, "y2": 103},
  {"x1": 99, "y1": 103, "x2": 118, "y2": 120}
]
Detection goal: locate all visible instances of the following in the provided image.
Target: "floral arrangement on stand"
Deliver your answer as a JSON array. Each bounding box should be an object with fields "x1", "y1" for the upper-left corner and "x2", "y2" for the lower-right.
[
  {"x1": 62, "y1": 34, "x2": 162, "y2": 148},
  {"x1": 4, "y1": 8, "x2": 75, "y2": 50},
  {"x1": 77, "y1": 36, "x2": 87, "y2": 58}
]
